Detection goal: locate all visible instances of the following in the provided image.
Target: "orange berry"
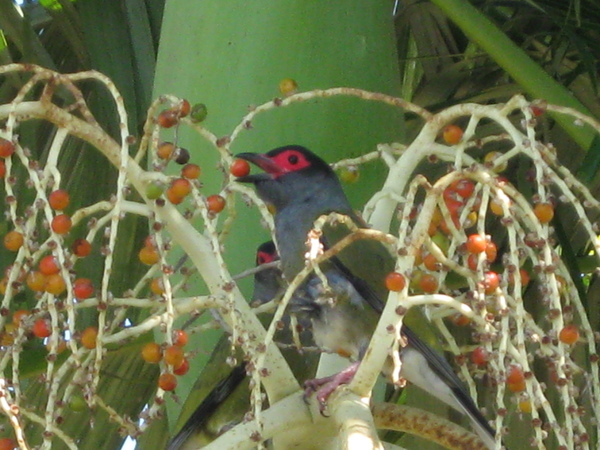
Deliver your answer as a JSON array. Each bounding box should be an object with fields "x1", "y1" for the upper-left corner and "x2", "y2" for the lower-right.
[
  {"x1": 165, "y1": 187, "x2": 185, "y2": 205},
  {"x1": 471, "y1": 346, "x2": 488, "y2": 366},
  {"x1": 230, "y1": 159, "x2": 250, "y2": 177},
  {"x1": 422, "y1": 253, "x2": 441, "y2": 271},
  {"x1": 12, "y1": 309, "x2": 29, "y2": 326},
  {"x1": 466, "y1": 234, "x2": 487, "y2": 254},
  {"x1": 0, "y1": 160, "x2": 5, "y2": 178},
  {"x1": 45, "y1": 273, "x2": 66, "y2": 295},
  {"x1": 0, "y1": 278, "x2": 7, "y2": 295},
  {"x1": 139, "y1": 246, "x2": 160, "y2": 265},
  {"x1": 169, "y1": 178, "x2": 191, "y2": 198},
  {"x1": 26, "y1": 271, "x2": 47, "y2": 292},
  {"x1": 174, "y1": 358, "x2": 190, "y2": 376},
  {"x1": 534, "y1": 202, "x2": 554, "y2": 224},
  {"x1": 51, "y1": 214, "x2": 72, "y2": 234},
  {"x1": 0, "y1": 138, "x2": 15, "y2": 158},
  {"x1": 72, "y1": 238, "x2": 92, "y2": 257},
  {"x1": 48, "y1": 189, "x2": 70, "y2": 210},
  {"x1": 558, "y1": 324, "x2": 579, "y2": 345},
  {"x1": 4, "y1": 231, "x2": 24, "y2": 252},
  {"x1": 81, "y1": 326, "x2": 98, "y2": 349},
  {"x1": 419, "y1": 273, "x2": 438, "y2": 294},
  {"x1": 172, "y1": 329, "x2": 189, "y2": 347},
  {"x1": 182, "y1": 163, "x2": 201, "y2": 179},
  {"x1": 157, "y1": 109, "x2": 178, "y2": 128},
  {"x1": 206, "y1": 194, "x2": 226, "y2": 213},
  {"x1": 149, "y1": 277, "x2": 165, "y2": 295},
  {"x1": 485, "y1": 240, "x2": 497, "y2": 263},
  {"x1": 385, "y1": 272, "x2": 406, "y2": 292},
  {"x1": 73, "y1": 278, "x2": 94, "y2": 300},
  {"x1": 158, "y1": 372, "x2": 177, "y2": 391},
  {"x1": 32, "y1": 318, "x2": 51, "y2": 338},
  {"x1": 164, "y1": 345, "x2": 184, "y2": 368},
  {"x1": 442, "y1": 124, "x2": 463, "y2": 145},
  {"x1": 141, "y1": 342, "x2": 162, "y2": 363},
  {"x1": 157, "y1": 142, "x2": 176, "y2": 160}
]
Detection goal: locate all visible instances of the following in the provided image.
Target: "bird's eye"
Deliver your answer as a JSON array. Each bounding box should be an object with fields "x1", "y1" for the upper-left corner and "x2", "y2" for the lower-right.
[{"x1": 288, "y1": 154, "x2": 298, "y2": 165}]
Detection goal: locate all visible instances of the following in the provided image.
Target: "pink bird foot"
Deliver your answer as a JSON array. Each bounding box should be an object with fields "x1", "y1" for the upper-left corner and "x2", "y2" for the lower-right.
[{"x1": 303, "y1": 361, "x2": 360, "y2": 415}]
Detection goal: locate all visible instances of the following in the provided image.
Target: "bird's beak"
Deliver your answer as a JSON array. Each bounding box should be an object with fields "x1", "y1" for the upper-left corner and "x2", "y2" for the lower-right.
[{"x1": 235, "y1": 152, "x2": 284, "y2": 183}]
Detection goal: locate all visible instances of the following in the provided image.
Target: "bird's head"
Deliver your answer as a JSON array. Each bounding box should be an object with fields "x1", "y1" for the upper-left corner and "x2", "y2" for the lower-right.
[
  {"x1": 255, "y1": 240, "x2": 278, "y2": 265},
  {"x1": 235, "y1": 145, "x2": 340, "y2": 211}
]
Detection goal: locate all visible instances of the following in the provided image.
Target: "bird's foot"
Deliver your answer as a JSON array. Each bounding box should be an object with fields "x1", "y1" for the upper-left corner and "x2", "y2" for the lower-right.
[{"x1": 303, "y1": 361, "x2": 360, "y2": 415}]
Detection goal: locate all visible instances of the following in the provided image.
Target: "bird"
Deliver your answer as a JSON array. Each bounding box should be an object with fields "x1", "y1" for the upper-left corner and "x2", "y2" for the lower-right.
[
  {"x1": 235, "y1": 145, "x2": 497, "y2": 449},
  {"x1": 166, "y1": 241, "x2": 316, "y2": 449}
]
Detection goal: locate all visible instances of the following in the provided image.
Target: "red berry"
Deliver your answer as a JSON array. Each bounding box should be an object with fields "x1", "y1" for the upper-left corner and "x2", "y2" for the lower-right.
[
  {"x1": 449, "y1": 178, "x2": 475, "y2": 199},
  {"x1": 164, "y1": 345, "x2": 184, "y2": 368},
  {"x1": 452, "y1": 313, "x2": 471, "y2": 327},
  {"x1": 177, "y1": 99, "x2": 191, "y2": 117},
  {"x1": 141, "y1": 342, "x2": 162, "y2": 363},
  {"x1": 230, "y1": 159, "x2": 250, "y2": 177},
  {"x1": 48, "y1": 189, "x2": 70, "y2": 211},
  {"x1": 73, "y1": 278, "x2": 94, "y2": 300},
  {"x1": 182, "y1": 163, "x2": 201, "y2": 179},
  {"x1": 483, "y1": 271, "x2": 500, "y2": 294},
  {"x1": 558, "y1": 324, "x2": 579, "y2": 345},
  {"x1": 81, "y1": 326, "x2": 98, "y2": 349},
  {"x1": 385, "y1": 272, "x2": 406, "y2": 292},
  {"x1": 0, "y1": 437, "x2": 15, "y2": 450},
  {"x1": 172, "y1": 329, "x2": 188, "y2": 347},
  {"x1": 51, "y1": 214, "x2": 72, "y2": 234},
  {"x1": 39, "y1": 255, "x2": 60, "y2": 275},
  {"x1": 33, "y1": 318, "x2": 52, "y2": 338},
  {"x1": 471, "y1": 347, "x2": 488, "y2": 366},
  {"x1": 158, "y1": 372, "x2": 177, "y2": 391},
  {"x1": 174, "y1": 358, "x2": 190, "y2": 376},
  {"x1": 442, "y1": 125, "x2": 463, "y2": 145},
  {"x1": 0, "y1": 160, "x2": 5, "y2": 178},
  {"x1": 466, "y1": 234, "x2": 487, "y2": 254},
  {"x1": 72, "y1": 238, "x2": 92, "y2": 257},
  {"x1": 206, "y1": 194, "x2": 226, "y2": 213},
  {"x1": 4, "y1": 231, "x2": 24, "y2": 252},
  {"x1": 157, "y1": 109, "x2": 178, "y2": 128},
  {"x1": 507, "y1": 366, "x2": 526, "y2": 392},
  {"x1": 0, "y1": 138, "x2": 15, "y2": 158}
]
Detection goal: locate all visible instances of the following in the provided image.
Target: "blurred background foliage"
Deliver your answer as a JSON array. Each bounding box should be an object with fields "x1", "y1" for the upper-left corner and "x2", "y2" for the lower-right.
[{"x1": 0, "y1": 0, "x2": 598, "y2": 448}]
